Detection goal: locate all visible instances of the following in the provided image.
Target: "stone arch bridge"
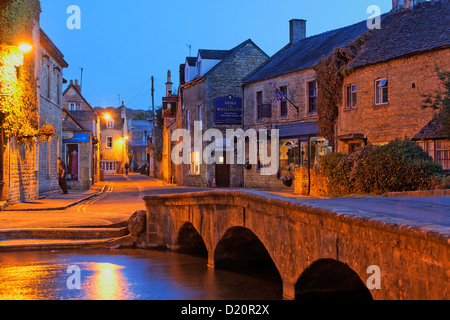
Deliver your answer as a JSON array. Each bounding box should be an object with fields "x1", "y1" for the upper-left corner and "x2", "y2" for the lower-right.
[{"x1": 143, "y1": 190, "x2": 449, "y2": 300}]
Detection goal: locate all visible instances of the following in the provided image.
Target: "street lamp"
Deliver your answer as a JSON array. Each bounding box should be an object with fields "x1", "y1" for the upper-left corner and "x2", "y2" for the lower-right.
[
  {"x1": 104, "y1": 113, "x2": 112, "y2": 120},
  {"x1": 0, "y1": 43, "x2": 33, "y2": 53}
]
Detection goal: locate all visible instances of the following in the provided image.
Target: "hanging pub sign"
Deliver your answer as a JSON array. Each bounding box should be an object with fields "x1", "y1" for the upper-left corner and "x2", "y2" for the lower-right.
[
  {"x1": 215, "y1": 95, "x2": 242, "y2": 124},
  {"x1": 162, "y1": 96, "x2": 178, "y2": 119}
]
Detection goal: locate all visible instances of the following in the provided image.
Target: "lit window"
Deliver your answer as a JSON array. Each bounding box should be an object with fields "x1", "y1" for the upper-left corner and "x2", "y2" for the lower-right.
[
  {"x1": 375, "y1": 79, "x2": 389, "y2": 105},
  {"x1": 190, "y1": 150, "x2": 200, "y2": 175},
  {"x1": 106, "y1": 119, "x2": 114, "y2": 128}
]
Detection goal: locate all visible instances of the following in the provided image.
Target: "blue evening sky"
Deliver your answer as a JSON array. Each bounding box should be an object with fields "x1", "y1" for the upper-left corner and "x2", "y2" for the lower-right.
[{"x1": 40, "y1": 0, "x2": 392, "y2": 110}]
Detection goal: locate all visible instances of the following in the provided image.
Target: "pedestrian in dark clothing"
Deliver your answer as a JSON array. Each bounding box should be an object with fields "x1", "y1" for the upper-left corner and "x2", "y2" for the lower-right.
[
  {"x1": 125, "y1": 163, "x2": 130, "y2": 175},
  {"x1": 57, "y1": 157, "x2": 69, "y2": 194}
]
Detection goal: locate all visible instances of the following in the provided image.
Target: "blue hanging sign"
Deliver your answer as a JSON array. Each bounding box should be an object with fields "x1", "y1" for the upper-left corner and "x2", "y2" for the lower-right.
[{"x1": 214, "y1": 95, "x2": 242, "y2": 124}]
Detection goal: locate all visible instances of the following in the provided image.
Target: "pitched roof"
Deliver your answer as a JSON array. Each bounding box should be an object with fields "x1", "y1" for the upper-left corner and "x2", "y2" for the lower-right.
[
  {"x1": 198, "y1": 49, "x2": 230, "y2": 60},
  {"x1": 244, "y1": 18, "x2": 370, "y2": 83},
  {"x1": 347, "y1": 0, "x2": 450, "y2": 70},
  {"x1": 412, "y1": 112, "x2": 448, "y2": 140},
  {"x1": 186, "y1": 57, "x2": 197, "y2": 66}
]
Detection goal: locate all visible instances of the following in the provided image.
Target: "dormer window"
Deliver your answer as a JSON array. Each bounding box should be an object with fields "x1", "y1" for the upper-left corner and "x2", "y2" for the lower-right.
[
  {"x1": 69, "y1": 102, "x2": 81, "y2": 111},
  {"x1": 106, "y1": 119, "x2": 114, "y2": 128}
]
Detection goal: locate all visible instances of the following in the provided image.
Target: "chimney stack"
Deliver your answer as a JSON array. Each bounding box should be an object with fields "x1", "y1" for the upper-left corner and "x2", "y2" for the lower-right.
[
  {"x1": 393, "y1": 0, "x2": 427, "y2": 10},
  {"x1": 74, "y1": 79, "x2": 81, "y2": 92},
  {"x1": 166, "y1": 70, "x2": 173, "y2": 96},
  {"x1": 289, "y1": 19, "x2": 307, "y2": 44}
]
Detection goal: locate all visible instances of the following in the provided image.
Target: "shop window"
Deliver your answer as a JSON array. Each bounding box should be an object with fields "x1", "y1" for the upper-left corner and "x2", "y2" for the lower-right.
[
  {"x1": 279, "y1": 139, "x2": 300, "y2": 178},
  {"x1": 66, "y1": 144, "x2": 79, "y2": 181}
]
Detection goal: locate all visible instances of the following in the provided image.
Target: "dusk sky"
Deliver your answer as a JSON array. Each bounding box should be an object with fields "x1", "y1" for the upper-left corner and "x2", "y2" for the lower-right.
[{"x1": 40, "y1": 0, "x2": 392, "y2": 111}]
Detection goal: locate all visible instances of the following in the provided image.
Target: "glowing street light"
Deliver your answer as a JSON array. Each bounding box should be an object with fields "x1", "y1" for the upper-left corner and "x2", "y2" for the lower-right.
[
  {"x1": 104, "y1": 113, "x2": 112, "y2": 120},
  {"x1": 18, "y1": 43, "x2": 33, "y2": 53}
]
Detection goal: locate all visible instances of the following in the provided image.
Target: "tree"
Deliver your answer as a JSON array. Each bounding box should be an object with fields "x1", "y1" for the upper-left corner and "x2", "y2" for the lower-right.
[
  {"x1": 133, "y1": 111, "x2": 148, "y2": 120},
  {"x1": 422, "y1": 67, "x2": 450, "y2": 138}
]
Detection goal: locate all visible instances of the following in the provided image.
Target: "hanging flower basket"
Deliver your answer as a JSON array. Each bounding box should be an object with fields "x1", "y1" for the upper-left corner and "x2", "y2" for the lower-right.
[{"x1": 37, "y1": 124, "x2": 56, "y2": 142}]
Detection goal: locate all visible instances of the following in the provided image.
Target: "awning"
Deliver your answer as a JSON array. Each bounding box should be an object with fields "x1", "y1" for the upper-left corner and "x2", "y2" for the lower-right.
[{"x1": 276, "y1": 122, "x2": 319, "y2": 138}]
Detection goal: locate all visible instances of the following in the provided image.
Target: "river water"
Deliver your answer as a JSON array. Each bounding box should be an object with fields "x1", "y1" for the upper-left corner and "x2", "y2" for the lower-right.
[{"x1": 0, "y1": 249, "x2": 283, "y2": 300}]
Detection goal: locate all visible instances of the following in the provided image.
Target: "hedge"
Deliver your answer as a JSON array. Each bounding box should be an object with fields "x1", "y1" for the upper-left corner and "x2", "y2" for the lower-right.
[{"x1": 318, "y1": 140, "x2": 443, "y2": 196}]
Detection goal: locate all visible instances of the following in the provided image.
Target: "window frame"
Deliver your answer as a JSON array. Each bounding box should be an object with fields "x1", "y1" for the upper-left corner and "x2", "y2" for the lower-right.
[
  {"x1": 256, "y1": 91, "x2": 263, "y2": 120},
  {"x1": 345, "y1": 84, "x2": 358, "y2": 109},
  {"x1": 375, "y1": 78, "x2": 389, "y2": 105},
  {"x1": 106, "y1": 136, "x2": 113, "y2": 149},
  {"x1": 190, "y1": 150, "x2": 201, "y2": 175},
  {"x1": 307, "y1": 80, "x2": 317, "y2": 114},
  {"x1": 280, "y1": 86, "x2": 288, "y2": 117},
  {"x1": 106, "y1": 119, "x2": 114, "y2": 129}
]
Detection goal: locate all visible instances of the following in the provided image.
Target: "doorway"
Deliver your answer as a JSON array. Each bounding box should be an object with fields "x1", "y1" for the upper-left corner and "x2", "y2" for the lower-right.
[{"x1": 215, "y1": 163, "x2": 230, "y2": 188}]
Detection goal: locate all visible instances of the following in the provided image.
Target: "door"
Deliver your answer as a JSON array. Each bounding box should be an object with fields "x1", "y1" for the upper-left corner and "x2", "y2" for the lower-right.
[{"x1": 215, "y1": 163, "x2": 230, "y2": 188}]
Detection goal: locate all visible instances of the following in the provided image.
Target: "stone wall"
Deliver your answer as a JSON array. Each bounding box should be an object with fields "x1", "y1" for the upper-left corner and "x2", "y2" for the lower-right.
[
  {"x1": 337, "y1": 49, "x2": 450, "y2": 152},
  {"x1": 243, "y1": 68, "x2": 318, "y2": 189},
  {"x1": 144, "y1": 190, "x2": 450, "y2": 300},
  {"x1": 294, "y1": 167, "x2": 329, "y2": 197}
]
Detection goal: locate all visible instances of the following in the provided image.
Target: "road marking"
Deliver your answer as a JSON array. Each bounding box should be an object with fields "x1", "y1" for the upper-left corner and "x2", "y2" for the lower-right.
[{"x1": 76, "y1": 182, "x2": 114, "y2": 213}]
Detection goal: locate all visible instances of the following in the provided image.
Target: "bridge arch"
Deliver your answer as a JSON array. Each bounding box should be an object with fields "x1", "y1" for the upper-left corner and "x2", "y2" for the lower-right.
[
  {"x1": 295, "y1": 259, "x2": 373, "y2": 300},
  {"x1": 175, "y1": 222, "x2": 208, "y2": 257},
  {"x1": 213, "y1": 226, "x2": 283, "y2": 287}
]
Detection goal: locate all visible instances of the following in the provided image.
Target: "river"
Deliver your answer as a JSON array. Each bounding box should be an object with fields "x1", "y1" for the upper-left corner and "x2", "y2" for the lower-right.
[{"x1": 0, "y1": 249, "x2": 283, "y2": 300}]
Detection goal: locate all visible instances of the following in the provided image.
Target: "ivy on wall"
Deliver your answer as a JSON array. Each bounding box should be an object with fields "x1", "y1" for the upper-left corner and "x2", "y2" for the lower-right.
[
  {"x1": 314, "y1": 31, "x2": 373, "y2": 142},
  {"x1": 0, "y1": 0, "x2": 42, "y2": 144}
]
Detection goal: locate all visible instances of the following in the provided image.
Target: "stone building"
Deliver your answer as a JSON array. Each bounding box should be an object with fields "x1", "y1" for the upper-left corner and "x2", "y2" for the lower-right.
[
  {"x1": 128, "y1": 119, "x2": 152, "y2": 171},
  {"x1": 242, "y1": 18, "x2": 369, "y2": 189},
  {"x1": 174, "y1": 39, "x2": 269, "y2": 187},
  {"x1": 38, "y1": 29, "x2": 68, "y2": 196},
  {"x1": 336, "y1": 0, "x2": 450, "y2": 160},
  {"x1": 99, "y1": 103, "x2": 129, "y2": 174},
  {"x1": 62, "y1": 80, "x2": 101, "y2": 189}
]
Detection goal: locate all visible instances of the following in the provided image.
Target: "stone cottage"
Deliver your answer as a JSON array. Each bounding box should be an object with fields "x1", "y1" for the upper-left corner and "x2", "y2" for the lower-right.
[
  {"x1": 336, "y1": 0, "x2": 450, "y2": 161},
  {"x1": 174, "y1": 39, "x2": 269, "y2": 188},
  {"x1": 62, "y1": 80, "x2": 101, "y2": 189},
  {"x1": 242, "y1": 18, "x2": 370, "y2": 189},
  {"x1": 38, "y1": 29, "x2": 68, "y2": 196}
]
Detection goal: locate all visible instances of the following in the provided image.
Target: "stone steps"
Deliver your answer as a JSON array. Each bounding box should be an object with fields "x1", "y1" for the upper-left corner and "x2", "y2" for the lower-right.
[{"x1": 0, "y1": 227, "x2": 136, "y2": 251}]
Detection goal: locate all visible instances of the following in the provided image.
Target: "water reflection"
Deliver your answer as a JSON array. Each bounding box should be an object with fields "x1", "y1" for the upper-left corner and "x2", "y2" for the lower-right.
[{"x1": 0, "y1": 249, "x2": 282, "y2": 300}]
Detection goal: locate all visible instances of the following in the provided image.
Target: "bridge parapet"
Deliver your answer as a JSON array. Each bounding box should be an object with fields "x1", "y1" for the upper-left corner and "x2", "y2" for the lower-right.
[{"x1": 143, "y1": 190, "x2": 449, "y2": 300}]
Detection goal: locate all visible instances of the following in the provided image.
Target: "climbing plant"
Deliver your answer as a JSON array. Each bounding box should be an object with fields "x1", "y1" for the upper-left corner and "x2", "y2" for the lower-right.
[
  {"x1": 0, "y1": 0, "x2": 42, "y2": 144},
  {"x1": 314, "y1": 31, "x2": 373, "y2": 142}
]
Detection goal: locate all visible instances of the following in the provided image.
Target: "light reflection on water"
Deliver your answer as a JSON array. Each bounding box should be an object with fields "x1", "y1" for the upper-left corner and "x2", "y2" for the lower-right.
[{"x1": 0, "y1": 249, "x2": 282, "y2": 300}]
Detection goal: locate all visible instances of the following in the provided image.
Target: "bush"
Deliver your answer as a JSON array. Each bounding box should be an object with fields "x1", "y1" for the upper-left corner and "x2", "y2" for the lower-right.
[{"x1": 319, "y1": 140, "x2": 444, "y2": 196}]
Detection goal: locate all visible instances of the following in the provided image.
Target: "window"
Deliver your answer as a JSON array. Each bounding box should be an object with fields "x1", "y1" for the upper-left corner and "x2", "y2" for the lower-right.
[
  {"x1": 186, "y1": 109, "x2": 191, "y2": 133},
  {"x1": 345, "y1": 84, "x2": 357, "y2": 109},
  {"x1": 375, "y1": 79, "x2": 389, "y2": 105},
  {"x1": 198, "y1": 106, "x2": 203, "y2": 130},
  {"x1": 106, "y1": 136, "x2": 113, "y2": 149},
  {"x1": 190, "y1": 150, "x2": 201, "y2": 175},
  {"x1": 47, "y1": 64, "x2": 51, "y2": 99},
  {"x1": 69, "y1": 102, "x2": 81, "y2": 111},
  {"x1": 308, "y1": 81, "x2": 317, "y2": 113},
  {"x1": 106, "y1": 119, "x2": 114, "y2": 128},
  {"x1": 279, "y1": 139, "x2": 300, "y2": 178},
  {"x1": 280, "y1": 86, "x2": 288, "y2": 117},
  {"x1": 436, "y1": 141, "x2": 450, "y2": 170},
  {"x1": 56, "y1": 73, "x2": 61, "y2": 105},
  {"x1": 256, "y1": 91, "x2": 263, "y2": 119}
]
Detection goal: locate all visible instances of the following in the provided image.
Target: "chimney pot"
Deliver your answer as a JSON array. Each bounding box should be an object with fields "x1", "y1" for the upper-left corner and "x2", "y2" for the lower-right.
[{"x1": 290, "y1": 19, "x2": 307, "y2": 44}]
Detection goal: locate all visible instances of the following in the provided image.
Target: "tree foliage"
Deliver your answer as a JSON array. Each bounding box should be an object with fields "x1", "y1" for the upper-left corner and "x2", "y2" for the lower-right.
[
  {"x1": 314, "y1": 31, "x2": 372, "y2": 141},
  {"x1": 422, "y1": 67, "x2": 450, "y2": 138}
]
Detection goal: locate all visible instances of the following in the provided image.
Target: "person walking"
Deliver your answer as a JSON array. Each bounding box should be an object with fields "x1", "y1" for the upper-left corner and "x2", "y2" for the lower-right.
[
  {"x1": 57, "y1": 157, "x2": 69, "y2": 194},
  {"x1": 125, "y1": 162, "x2": 130, "y2": 175}
]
